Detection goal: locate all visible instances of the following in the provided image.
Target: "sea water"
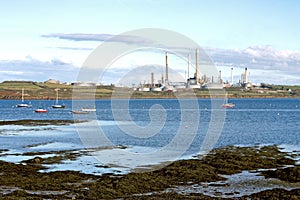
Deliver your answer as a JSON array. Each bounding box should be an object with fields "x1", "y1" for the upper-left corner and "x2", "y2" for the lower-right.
[{"x1": 0, "y1": 98, "x2": 299, "y2": 174}]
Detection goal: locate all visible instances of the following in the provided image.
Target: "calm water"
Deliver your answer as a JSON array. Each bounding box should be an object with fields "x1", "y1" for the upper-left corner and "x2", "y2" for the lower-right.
[
  {"x1": 0, "y1": 98, "x2": 299, "y2": 147},
  {"x1": 0, "y1": 98, "x2": 299, "y2": 173}
]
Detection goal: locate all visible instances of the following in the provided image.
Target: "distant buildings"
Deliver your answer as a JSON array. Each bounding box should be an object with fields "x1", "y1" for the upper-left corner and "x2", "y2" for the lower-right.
[
  {"x1": 43, "y1": 79, "x2": 98, "y2": 87},
  {"x1": 44, "y1": 79, "x2": 60, "y2": 84},
  {"x1": 133, "y1": 49, "x2": 256, "y2": 92}
]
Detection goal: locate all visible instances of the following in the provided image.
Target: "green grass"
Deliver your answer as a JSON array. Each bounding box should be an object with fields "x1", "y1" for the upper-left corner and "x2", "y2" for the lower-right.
[{"x1": 0, "y1": 81, "x2": 41, "y2": 90}]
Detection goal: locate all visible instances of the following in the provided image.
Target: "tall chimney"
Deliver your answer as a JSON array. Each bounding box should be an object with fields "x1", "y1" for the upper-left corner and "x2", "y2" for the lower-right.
[
  {"x1": 231, "y1": 67, "x2": 233, "y2": 85},
  {"x1": 218, "y1": 70, "x2": 222, "y2": 84},
  {"x1": 151, "y1": 72, "x2": 154, "y2": 87},
  {"x1": 244, "y1": 67, "x2": 248, "y2": 83},
  {"x1": 165, "y1": 51, "x2": 169, "y2": 83},
  {"x1": 195, "y1": 49, "x2": 199, "y2": 83},
  {"x1": 187, "y1": 53, "x2": 190, "y2": 80}
]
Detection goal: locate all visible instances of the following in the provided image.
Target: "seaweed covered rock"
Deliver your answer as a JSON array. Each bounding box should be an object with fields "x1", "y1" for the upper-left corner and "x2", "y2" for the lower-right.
[
  {"x1": 23, "y1": 156, "x2": 44, "y2": 164},
  {"x1": 202, "y1": 145, "x2": 295, "y2": 175},
  {"x1": 262, "y1": 165, "x2": 300, "y2": 183}
]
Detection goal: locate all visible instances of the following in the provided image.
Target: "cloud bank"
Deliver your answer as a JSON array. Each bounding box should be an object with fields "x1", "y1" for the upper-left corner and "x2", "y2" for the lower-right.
[
  {"x1": 1, "y1": 33, "x2": 299, "y2": 85},
  {"x1": 206, "y1": 45, "x2": 300, "y2": 71},
  {"x1": 42, "y1": 33, "x2": 154, "y2": 46},
  {"x1": 0, "y1": 56, "x2": 78, "y2": 82},
  {"x1": 206, "y1": 45, "x2": 300, "y2": 85}
]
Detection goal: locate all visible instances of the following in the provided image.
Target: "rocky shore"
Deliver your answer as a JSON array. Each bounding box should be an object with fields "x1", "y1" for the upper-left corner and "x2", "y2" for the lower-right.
[{"x1": 0, "y1": 145, "x2": 299, "y2": 199}]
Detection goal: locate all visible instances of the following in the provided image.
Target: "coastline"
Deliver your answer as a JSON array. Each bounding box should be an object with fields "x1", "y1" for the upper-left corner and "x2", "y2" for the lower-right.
[
  {"x1": 0, "y1": 144, "x2": 299, "y2": 199},
  {"x1": 1, "y1": 92, "x2": 299, "y2": 100}
]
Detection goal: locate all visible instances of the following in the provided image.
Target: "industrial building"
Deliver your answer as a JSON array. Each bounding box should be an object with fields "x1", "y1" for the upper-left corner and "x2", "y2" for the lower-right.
[{"x1": 135, "y1": 49, "x2": 252, "y2": 92}]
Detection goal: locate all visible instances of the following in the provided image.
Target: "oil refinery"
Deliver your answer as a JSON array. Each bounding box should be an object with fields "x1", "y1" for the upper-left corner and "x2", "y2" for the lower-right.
[{"x1": 134, "y1": 49, "x2": 252, "y2": 92}]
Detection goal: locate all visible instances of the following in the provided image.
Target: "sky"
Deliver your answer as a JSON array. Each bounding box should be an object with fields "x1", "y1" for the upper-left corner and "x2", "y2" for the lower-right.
[{"x1": 0, "y1": 0, "x2": 300, "y2": 85}]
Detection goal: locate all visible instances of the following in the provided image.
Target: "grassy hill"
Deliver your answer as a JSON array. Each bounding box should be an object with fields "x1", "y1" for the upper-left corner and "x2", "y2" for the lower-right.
[{"x1": 0, "y1": 81, "x2": 127, "y2": 100}]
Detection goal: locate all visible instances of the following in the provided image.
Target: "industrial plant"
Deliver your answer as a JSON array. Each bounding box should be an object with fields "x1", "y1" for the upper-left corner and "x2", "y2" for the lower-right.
[{"x1": 134, "y1": 49, "x2": 253, "y2": 92}]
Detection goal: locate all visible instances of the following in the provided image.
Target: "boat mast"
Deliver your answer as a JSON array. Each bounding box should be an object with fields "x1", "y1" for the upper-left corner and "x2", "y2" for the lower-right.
[
  {"x1": 55, "y1": 89, "x2": 59, "y2": 104},
  {"x1": 195, "y1": 48, "x2": 199, "y2": 84},
  {"x1": 21, "y1": 88, "x2": 24, "y2": 102}
]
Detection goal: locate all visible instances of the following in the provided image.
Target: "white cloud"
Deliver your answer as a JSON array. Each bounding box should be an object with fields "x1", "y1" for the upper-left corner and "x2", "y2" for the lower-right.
[
  {"x1": 0, "y1": 57, "x2": 79, "y2": 82},
  {"x1": 0, "y1": 70, "x2": 24, "y2": 75},
  {"x1": 242, "y1": 45, "x2": 300, "y2": 60},
  {"x1": 206, "y1": 46, "x2": 300, "y2": 85},
  {"x1": 207, "y1": 45, "x2": 300, "y2": 71},
  {"x1": 206, "y1": 45, "x2": 300, "y2": 85},
  {"x1": 42, "y1": 33, "x2": 155, "y2": 46}
]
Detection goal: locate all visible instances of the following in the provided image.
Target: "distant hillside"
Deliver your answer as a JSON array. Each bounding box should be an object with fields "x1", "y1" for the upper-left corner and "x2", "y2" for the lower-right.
[{"x1": 0, "y1": 81, "x2": 113, "y2": 100}]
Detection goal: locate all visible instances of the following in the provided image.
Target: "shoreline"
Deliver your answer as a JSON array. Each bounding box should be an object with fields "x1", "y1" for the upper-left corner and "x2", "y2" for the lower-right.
[
  {"x1": 1, "y1": 95, "x2": 300, "y2": 100},
  {"x1": 0, "y1": 144, "x2": 299, "y2": 199}
]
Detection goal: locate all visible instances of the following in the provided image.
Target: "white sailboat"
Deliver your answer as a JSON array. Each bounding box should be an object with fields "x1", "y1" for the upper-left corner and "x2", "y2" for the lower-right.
[
  {"x1": 16, "y1": 88, "x2": 31, "y2": 107},
  {"x1": 52, "y1": 89, "x2": 65, "y2": 109}
]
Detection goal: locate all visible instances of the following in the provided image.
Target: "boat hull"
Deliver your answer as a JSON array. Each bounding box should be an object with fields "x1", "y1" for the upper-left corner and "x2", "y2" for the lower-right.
[
  {"x1": 222, "y1": 103, "x2": 235, "y2": 108},
  {"x1": 52, "y1": 105, "x2": 65, "y2": 109},
  {"x1": 35, "y1": 109, "x2": 48, "y2": 113},
  {"x1": 16, "y1": 103, "x2": 31, "y2": 108},
  {"x1": 71, "y1": 110, "x2": 89, "y2": 114}
]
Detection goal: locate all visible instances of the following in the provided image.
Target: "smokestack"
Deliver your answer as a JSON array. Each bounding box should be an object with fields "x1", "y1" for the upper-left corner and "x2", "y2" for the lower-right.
[
  {"x1": 231, "y1": 68, "x2": 233, "y2": 85},
  {"x1": 165, "y1": 52, "x2": 168, "y2": 83},
  {"x1": 161, "y1": 73, "x2": 164, "y2": 84},
  {"x1": 244, "y1": 67, "x2": 248, "y2": 83},
  {"x1": 195, "y1": 49, "x2": 199, "y2": 83},
  {"x1": 187, "y1": 53, "x2": 190, "y2": 80},
  {"x1": 218, "y1": 70, "x2": 222, "y2": 84},
  {"x1": 151, "y1": 72, "x2": 154, "y2": 87}
]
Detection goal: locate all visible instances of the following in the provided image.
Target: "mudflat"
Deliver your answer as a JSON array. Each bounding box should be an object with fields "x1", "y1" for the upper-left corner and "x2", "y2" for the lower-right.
[{"x1": 0, "y1": 145, "x2": 299, "y2": 199}]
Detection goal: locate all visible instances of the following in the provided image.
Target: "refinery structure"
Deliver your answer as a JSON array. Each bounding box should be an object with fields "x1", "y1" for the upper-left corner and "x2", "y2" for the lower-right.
[{"x1": 134, "y1": 49, "x2": 252, "y2": 92}]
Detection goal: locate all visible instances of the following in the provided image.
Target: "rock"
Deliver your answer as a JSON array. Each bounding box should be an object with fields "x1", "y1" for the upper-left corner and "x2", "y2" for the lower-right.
[{"x1": 23, "y1": 156, "x2": 43, "y2": 164}]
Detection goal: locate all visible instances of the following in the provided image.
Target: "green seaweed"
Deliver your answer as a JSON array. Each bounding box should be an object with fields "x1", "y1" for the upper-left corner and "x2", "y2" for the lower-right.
[
  {"x1": 0, "y1": 119, "x2": 76, "y2": 126},
  {"x1": 0, "y1": 145, "x2": 299, "y2": 199}
]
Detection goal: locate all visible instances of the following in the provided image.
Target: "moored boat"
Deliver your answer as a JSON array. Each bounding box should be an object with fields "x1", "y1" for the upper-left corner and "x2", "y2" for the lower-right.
[
  {"x1": 222, "y1": 103, "x2": 235, "y2": 108},
  {"x1": 17, "y1": 103, "x2": 31, "y2": 108},
  {"x1": 16, "y1": 88, "x2": 31, "y2": 107},
  {"x1": 52, "y1": 104, "x2": 65, "y2": 109},
  {"x1": 71, "y1": 110, "x2": 89, "y2": 114},
  {"x1": 35, "y1": 108, "x2": 48, "y2": 113},
  {"x1": 52, "y1": 89, "x2": 65, "y2": 108}
]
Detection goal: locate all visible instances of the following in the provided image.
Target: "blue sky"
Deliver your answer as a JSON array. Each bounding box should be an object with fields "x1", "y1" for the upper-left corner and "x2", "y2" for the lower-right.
[{"x1": 0, "y1": 0, "x2": 300, "y2": 84}]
